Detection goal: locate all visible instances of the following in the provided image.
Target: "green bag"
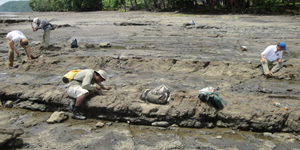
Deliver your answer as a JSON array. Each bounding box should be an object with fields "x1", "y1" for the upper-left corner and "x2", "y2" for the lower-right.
[{"x1": 198, "y1": 92, "x2": 224, "y2": 110}]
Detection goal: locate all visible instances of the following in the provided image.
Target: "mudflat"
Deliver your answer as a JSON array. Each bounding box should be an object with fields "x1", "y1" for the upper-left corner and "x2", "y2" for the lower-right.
[{"x1": 0, "y1": 11, "x2": 300, "y2": 149}]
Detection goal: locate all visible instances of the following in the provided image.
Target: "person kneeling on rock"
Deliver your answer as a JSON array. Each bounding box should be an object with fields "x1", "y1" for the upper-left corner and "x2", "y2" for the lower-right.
[
  {"x1": 260, "y1": 42, "x2": 286, "y2": 77},
  {"x1": 65, "y1": 69, "x2": 111, "y2": 120}
]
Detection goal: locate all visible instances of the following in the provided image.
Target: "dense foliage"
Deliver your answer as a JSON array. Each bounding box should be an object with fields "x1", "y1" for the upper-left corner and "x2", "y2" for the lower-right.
[
  {"x1": 28, "y1": 0, "x2": 299, "y2": 14},
  {"x1": 0, "y1": 1, "x2": 32, "y2": 12},
  {"x1": 29, "y1": 0, "x2": 102, "y2": 11}
]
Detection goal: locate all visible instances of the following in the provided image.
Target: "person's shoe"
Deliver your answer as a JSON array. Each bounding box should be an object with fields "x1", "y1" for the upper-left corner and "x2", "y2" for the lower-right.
[
  {"x1": 269, "y1": 71, "x2": 274, "y2": 76},
  {"x1": 265, "y1": 73, "x2": 271, "y2": 78},
  {"x1": 71, "y1": 112, "x2": 86, "y2": 120},
  {"x1": 68, "y1": 98, "x2": 75, "y2": 112}
]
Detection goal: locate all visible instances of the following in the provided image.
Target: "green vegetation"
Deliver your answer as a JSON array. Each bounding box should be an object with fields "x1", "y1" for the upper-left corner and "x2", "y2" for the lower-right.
[
  {"x1": 27, "y1": 0, "x2": 300, "y2": 14},
  {"x1": 0, "y1": 1, "x2": 32, "y2": 12}
]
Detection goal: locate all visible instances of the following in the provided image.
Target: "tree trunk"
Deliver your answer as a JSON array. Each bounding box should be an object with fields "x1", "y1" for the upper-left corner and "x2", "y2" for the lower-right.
[
  {"x1": 143, "y1": 0, "x2": 149, "y2": 8},
  {"x1": 153, "y1": 0, "x2": 158, "y2": 9},
  {"x1": 130, "y1": 0, "x2": 133, "y2": 7},
  {"x1": 134, "y1": 0, "x2": 137, "y2": 6},
  {"x1": 162, "y1": 0, "x2": 166, "y2": 9},
  {"x1": 123, "y1": 0, "x2": 126, "y2": 12}
]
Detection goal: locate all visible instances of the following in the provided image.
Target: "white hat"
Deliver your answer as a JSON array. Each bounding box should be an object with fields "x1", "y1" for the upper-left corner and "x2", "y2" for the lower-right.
[
  {"x1": 95, "y1": 70, "x2": 107, "y2": 80},
  {"x1": 33, "y1": 17, "x2": 39, "y2": 24}
]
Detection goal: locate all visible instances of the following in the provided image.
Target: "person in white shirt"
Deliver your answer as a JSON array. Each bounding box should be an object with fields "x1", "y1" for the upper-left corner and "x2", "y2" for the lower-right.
[
  {"x1": 6, "y1": 30, "x2": 35, "y2": 68},
  {"x1": 261, "y1": 42, "x2": 286, "y2": 77}
]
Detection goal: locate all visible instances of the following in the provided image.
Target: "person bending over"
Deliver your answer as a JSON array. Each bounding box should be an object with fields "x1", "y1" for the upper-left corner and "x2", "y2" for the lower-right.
[
  {"x1": 32, "y1": 17, "x2": 52, "y2": 48},
  {"x1": 6, "y1": 30, "x2": 35, "y2": 68},
  {"x1": 65, "y1": 69, "x2": 111, "y2": 120}
]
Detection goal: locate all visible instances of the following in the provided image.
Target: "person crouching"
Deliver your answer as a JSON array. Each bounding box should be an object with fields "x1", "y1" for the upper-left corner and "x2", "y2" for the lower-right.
[
  {"x1": 260, "y1": 42, "x2": 286, "y2": 77},
  {"x1": 65, "y1": 69, "x2": 111, "y2": 120}
]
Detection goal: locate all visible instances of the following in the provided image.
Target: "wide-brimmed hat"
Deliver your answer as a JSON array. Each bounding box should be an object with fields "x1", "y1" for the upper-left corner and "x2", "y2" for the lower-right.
[
  {"x1": 33, "y1": 17, "x2": 39, "y2": 24},
  {"x1": 95, "y1": 70, "x2": 107, "y2": 80}
]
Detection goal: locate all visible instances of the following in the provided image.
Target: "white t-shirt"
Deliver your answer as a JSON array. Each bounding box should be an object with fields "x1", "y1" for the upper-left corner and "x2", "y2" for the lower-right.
[
  {"x1": 261, "y1": 45, "x2": 282, "y2": 62},
  {"x1": 6, "y1": 30, "x2": 27, "y2": 44}
]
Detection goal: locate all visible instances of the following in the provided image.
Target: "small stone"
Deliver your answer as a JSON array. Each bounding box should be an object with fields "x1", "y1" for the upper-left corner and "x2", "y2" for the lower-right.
[
  {"x1": 46, "y1": 111, "x2": 68, "y2": 123},
  {"x1": 4, "y1": 101, "x2": 13, "y2": 108},
  {"x1": 171, "y1": 124, "x2": 178, "y2": 127},
  {"x1": 151, "y1": 121, "x2": 169, "y2": 127},
  {"x1": 100, "y1": 42, "x2": 111, "y2": 47},
  {"x1": 96, "y1": 122, "x2": 104, "y2": 128},
  {"x1": 216, "y1": 136, "x2": 222, "y2": 139},
  {"x1": 106, "y1": 122, "x2": 113, "y2": 126}
]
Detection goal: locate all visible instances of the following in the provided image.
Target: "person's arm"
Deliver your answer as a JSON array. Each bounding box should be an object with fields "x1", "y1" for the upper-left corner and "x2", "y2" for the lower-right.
[
  {"x1": 21, "y1": 44, "x2": 32, "y2": 60},
  {"x1": 81, "y1": 73, "x2": 98, "y2": 91},
  {"x1": 261, "y1": 54, "x2": 266, "y2": 63},
  {"x1": 31, "y1": 22, "x2": 36, "y2": 32},
  {"x1": 97, "y1": 83, "x2": 111, "y2": 90},
  {"x1": 34, "y1": 20, "x2": 44, "y2": 31},
  {"x1": 277, "y1": 58, "x2": 282, "y2": 63},
  {"x1": 8, "y1": 40, "x2": 19, "y2": 55}
]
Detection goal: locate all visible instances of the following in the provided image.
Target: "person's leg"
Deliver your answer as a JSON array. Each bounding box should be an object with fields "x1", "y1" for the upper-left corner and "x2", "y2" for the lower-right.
[
  {"x1": 66, "y1": 86, "x2": 89, "y2": 120},
  {"x1": 261, "y1": 59, "x2": 270, "y2": 75},
  {"x1": 42, "y1": 32, "x2": 46, "y2": 45},
  {"x1": 74, "y1": 92, "x2": 89, "y2": 107},
  {"x1": 43, "y1": 30, "x2": 51, "y2": 47},
  {"x1": 270, "y1": 61, "x2": 283, "y2": 73},
  {"x1": 6, "y1": 38, "x2": 14, "y2": 68}
]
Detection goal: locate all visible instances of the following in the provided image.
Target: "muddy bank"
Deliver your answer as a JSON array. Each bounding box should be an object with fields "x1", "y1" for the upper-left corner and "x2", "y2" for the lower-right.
[
  {"x1": 0, "y1": 11, "x2": 300, "y2": 149},
  {"x1": 1, "y1": 108, "x2": 300, "y2": 150}
]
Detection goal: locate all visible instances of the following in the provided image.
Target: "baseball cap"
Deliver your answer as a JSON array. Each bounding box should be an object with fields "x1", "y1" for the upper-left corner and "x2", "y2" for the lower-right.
[
  {"x1": 278, "y1": 42, "x2": 286, "y2": 51},
  {"x1": 95, "y1": 70, "x2": 107, "y2": 80}
]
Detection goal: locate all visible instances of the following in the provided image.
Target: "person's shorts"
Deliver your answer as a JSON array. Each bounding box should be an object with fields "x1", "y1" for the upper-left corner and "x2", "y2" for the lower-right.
[{"x1": 66, "y1": 86, "x2": 89, "y2": 98}]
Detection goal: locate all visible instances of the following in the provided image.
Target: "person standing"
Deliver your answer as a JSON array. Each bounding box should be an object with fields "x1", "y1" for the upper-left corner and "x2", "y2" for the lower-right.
[
  {"x1": 261, "y1": 42, "x2": 286, "y2": 77},
  {"x1": 65, "y1": 69, "x2": 112, "y2": 120},
  {"x1": 32, "y1": 17, "x2": 52, "y2": 48},
  {"x1": 6, "y1": 30, "x2": 35, "y2": 68}
]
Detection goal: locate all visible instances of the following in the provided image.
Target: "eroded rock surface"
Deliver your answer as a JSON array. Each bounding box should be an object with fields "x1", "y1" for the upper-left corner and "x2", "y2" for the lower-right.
[{"x1": 0, "y1": 11, "x2": 299, "y2": 149}]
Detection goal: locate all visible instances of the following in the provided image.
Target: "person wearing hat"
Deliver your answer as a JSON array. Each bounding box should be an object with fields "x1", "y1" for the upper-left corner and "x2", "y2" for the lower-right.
[
  {"x1": 65, "y1": 69, "x2": 111, "y2": 120},
  {"x1": 261, "y1": 42, "x2": 286, "y2": 77},
  {"x1": 6, "y1": 30, "x2": 36, "y2": 68},
  {"x1": 31, "y1": 17, "x2": 52, "y2": 48}
]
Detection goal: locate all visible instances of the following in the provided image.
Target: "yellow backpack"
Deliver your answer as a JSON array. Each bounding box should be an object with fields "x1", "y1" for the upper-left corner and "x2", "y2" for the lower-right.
[{"x1": 62, "y1": 69, "x2": 82, "y2": 83}]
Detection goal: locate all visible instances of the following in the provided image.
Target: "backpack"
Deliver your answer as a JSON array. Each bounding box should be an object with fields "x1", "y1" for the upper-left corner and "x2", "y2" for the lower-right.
[
  {"x1": 198, "y1": 92, "x2": 225, "y2": 110},
  {"x1": 71, "y1": 39, "x2": 78, "y2": 48},
  {"x1": 140, "y1": 84, "x2": 171, "y2": 104},
  {"x1": 62, "y1": 69, "x2": 82, "y2": 83}
]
